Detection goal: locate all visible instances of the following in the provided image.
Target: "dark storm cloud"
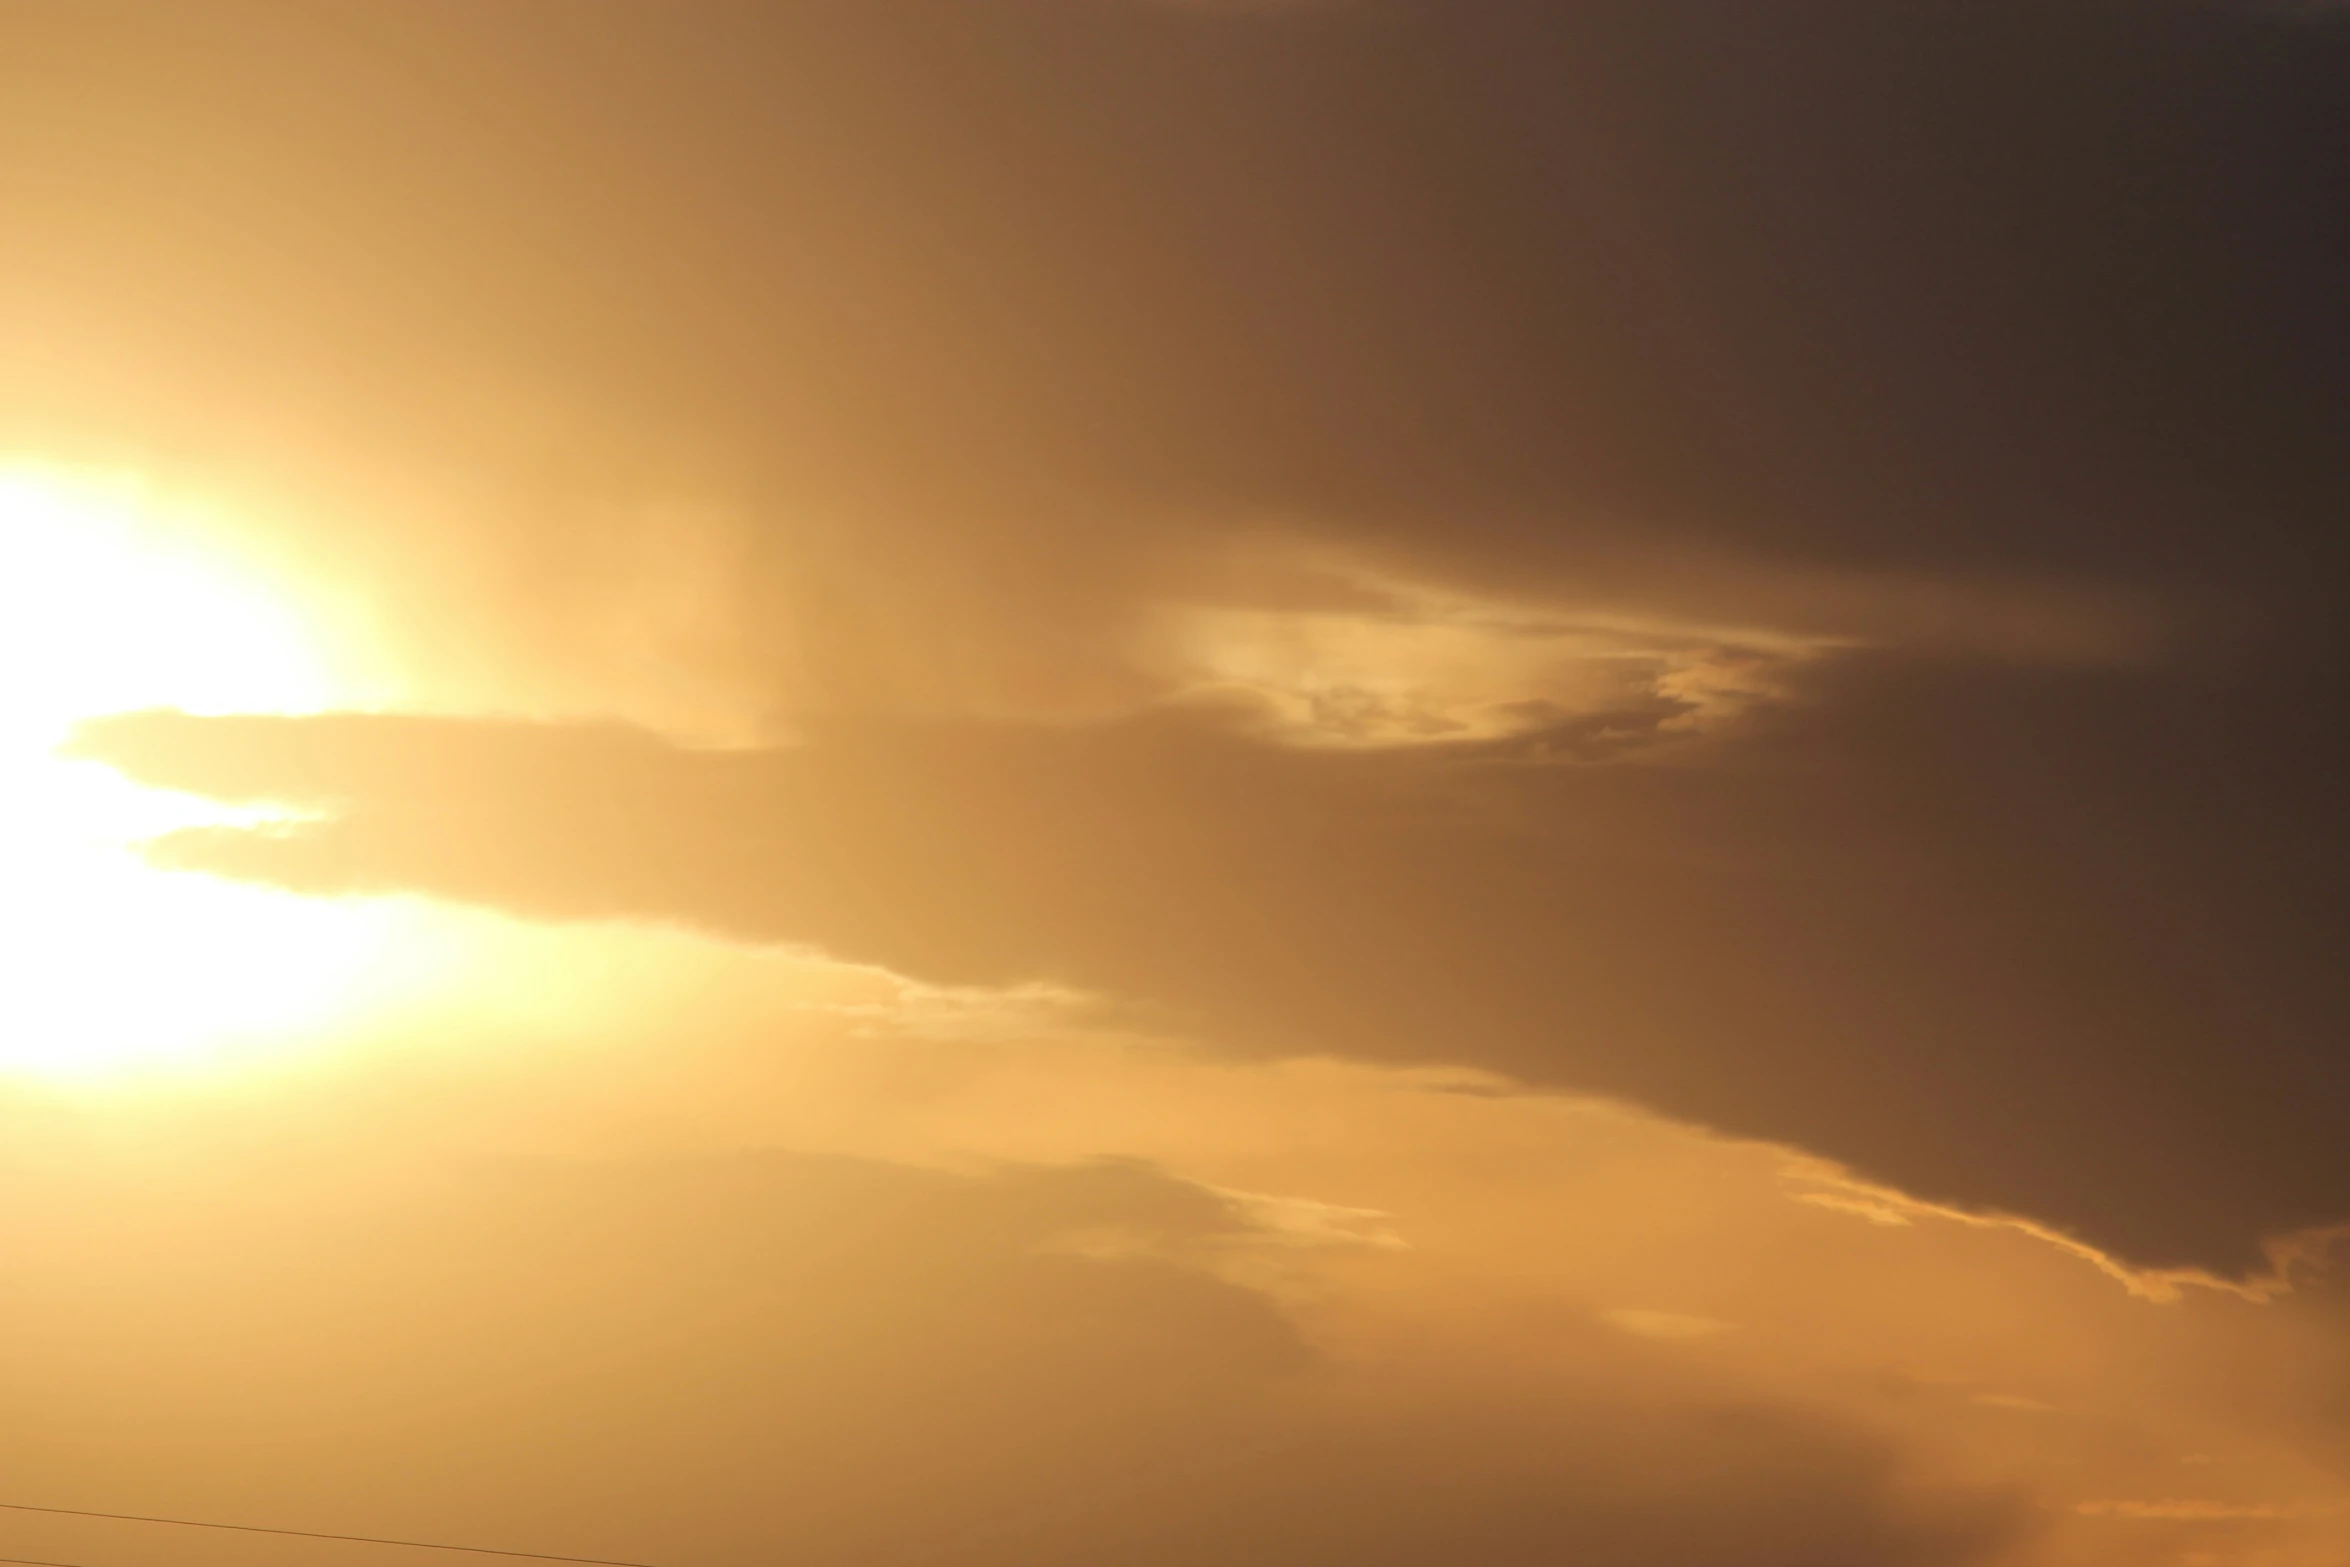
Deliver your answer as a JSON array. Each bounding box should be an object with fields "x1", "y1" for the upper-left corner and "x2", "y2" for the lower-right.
[{"x1": 0, "y1": 1148, "x2": 2020, "y2": 1567}]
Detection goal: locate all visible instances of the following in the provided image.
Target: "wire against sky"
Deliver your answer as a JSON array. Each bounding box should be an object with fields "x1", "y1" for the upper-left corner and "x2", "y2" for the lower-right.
[{"x1": 0, "y1": 1503, "x2": 670, "y2": 1567}]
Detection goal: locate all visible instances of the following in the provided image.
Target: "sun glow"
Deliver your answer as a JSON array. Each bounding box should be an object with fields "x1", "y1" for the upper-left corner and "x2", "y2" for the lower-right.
[{"x1": 0, "y1": 463, "x2": 425, "y2": 1078}]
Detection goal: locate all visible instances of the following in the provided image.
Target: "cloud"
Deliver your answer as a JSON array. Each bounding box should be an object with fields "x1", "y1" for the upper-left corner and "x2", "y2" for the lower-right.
[
  {"x1": 5, "y1": 917, "x2": 2345, "y2": 1567},
  {"x1": 1602, "y1": 1308, "x2": 1737, "y2": 1341},
  {"x1": 0, "y1": 0, "x2": 2319, "y2": 738},
  {"x1": 0, "y1": 1143, "x2": 2021, "y2": 1567},
  {"x1": 72, "y1": 656, "x2": 2350, "y2": 1282},
  {"x1": 2075, "y1": 1500, "x2": 2305, "y2": 1521},
  {"x1": 7, "y1": 4, "x2": 2350, "y2": 1562}
]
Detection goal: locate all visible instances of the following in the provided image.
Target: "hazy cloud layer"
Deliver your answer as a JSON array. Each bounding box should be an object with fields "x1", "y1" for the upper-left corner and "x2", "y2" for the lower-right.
[
  {"x1": 4, "y1": 997, "x2": 2347, "y2": 1567},
  {"x1": 0, "y1": 1143, "x2": 2020, "y2": 1567}
]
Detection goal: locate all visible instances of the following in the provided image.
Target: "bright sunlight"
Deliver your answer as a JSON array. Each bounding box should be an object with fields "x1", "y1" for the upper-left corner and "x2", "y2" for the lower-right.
[{"x1": 0, "y1": 462, "x2": 425, "y2": 1078}]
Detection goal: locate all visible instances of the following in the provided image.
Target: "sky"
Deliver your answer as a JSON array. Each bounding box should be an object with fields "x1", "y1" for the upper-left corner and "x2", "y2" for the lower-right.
[{"x1": 3, "y1": 2, "x2": 2350, "y2": 1565}]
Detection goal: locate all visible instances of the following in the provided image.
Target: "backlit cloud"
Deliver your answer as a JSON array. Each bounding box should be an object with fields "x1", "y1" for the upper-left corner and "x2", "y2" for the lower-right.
[{"x1": 7, "y1": 3, "x2": 2350, "y2": 1565}]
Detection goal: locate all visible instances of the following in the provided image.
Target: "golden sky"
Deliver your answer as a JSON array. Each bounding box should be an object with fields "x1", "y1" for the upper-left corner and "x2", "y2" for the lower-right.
[{"x1": 5, "y1": 4, "x2": 2350, "y2": 1566}]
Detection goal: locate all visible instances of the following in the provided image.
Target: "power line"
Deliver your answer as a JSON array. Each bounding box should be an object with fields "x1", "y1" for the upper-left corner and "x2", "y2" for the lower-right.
[
  {"x1": 0, "y1": 1503, "x2": 668, "y2": 1567},
  {"x1": 0, "y1": 1555, "x2": 117, "y2": 1567}
]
